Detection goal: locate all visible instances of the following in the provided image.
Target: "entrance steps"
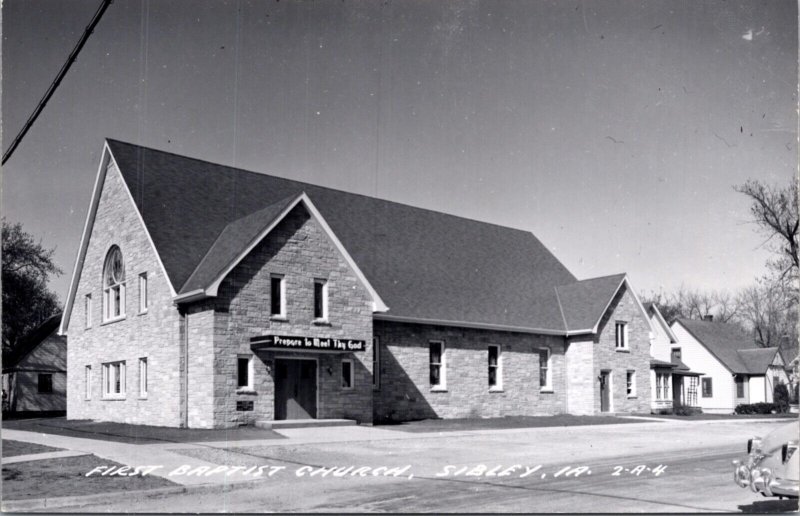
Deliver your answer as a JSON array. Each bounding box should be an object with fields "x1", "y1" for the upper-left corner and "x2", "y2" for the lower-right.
[{"x1": 254, "y1": 419, "x2": 357, "y2": 430}]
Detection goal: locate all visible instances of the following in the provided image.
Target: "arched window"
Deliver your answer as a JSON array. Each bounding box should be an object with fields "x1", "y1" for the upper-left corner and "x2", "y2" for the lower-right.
[{"x1": 103, "y1": 246, "x2": 126, "y2": 321}]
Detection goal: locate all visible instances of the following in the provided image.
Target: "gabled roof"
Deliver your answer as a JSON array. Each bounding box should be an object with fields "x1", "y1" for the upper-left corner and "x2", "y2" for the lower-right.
[
  {"x1": 644, "y1": 302, "x2": 678, "y2": 343},
  {"x1": 556, "y1": 274, "x2": 626, "y2": 331},
  {"x1": 674, "y1": 318, "x2": 775, "y2": 374},
  {"x1": 4, "y1": 314, "x2": 63, "y2": 372},
  {"x1": 179, "y1": 193, "x2": 302, "y2": 295},
  {"x1": 63, "y1": 139, "x2": 647, "y2": 336},
  {"x1": 737, "y1": 348, "x2": 781, "y2": 374}
]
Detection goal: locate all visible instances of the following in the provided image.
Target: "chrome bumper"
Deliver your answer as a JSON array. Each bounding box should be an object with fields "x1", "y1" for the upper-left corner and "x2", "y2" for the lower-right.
[{"x1": 733, "y1": 459, "x2": 799, "y2": 498}]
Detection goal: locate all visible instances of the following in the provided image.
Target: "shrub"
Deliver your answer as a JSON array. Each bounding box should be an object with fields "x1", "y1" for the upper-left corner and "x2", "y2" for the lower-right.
[
  {"x1": 673, "y1": 403, "x2": 702, "y2": 416},
  {"x1": 734, "y1": 402, "x2": 777, "y2": 414},
  {"x1": 773, "y1": 383, "x2": 790, "y2": 413}
]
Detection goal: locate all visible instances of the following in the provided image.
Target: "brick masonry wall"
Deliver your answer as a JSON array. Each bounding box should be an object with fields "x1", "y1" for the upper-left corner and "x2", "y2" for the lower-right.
[
  {"x1": 565, "y1": 337, "x2": 595, "y2": 415},
  {"x1": 196, "y1": 204, "x2": 374, "y2": 427},
  {"x1": 591, "y1": 284, "x2": 652, "y2": 414},
  {"x1": 65, "y1": 163, "x2": 182, "y2": 427},
  {"x1": 374, "y1": 321, "x2": 567, "y2": 421}
]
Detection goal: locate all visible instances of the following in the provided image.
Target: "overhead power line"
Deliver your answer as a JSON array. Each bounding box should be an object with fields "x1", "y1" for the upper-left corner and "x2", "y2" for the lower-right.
[{"x1": 2, "y1": 0, "x2": 113, "y2": 166}]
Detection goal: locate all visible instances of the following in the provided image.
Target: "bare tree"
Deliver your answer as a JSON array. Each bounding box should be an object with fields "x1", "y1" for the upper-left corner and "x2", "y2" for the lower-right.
[
  {"x1": 737, "y1": 275, "x2": 798, "y2": 354},
  {"x1": 735, "y1": 179, "x2": 799, "y2": 279},
  {"x1": 641, "y1": 286, "x2": 739, "y2": 324}
]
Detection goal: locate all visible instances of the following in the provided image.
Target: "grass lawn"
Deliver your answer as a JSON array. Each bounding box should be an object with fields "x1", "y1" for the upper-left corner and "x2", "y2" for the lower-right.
[
  {"x1": 3, "y1": 417, "x2": 284, "y2": 445},
  {"x1": 2, "y1": 440, "x2": 64, "y2": 458},
  {"x1": 642, "y1": 412, "x2": 798, "y2": 421},
  {"x1": 376, "y1": 414, "x2": 650, "y2": 433},
  {"x1": 2, "y1": 454, "x2": 177, "y2": 500}
]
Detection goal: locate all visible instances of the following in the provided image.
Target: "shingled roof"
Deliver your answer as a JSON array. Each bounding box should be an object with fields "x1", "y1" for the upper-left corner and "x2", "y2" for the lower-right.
[
  {"x1": 65, "y1": 139, "x2": 646, "y2": 335},
  {"x1": 675, "y1": 318, "x2": 779, "y2": 374}
]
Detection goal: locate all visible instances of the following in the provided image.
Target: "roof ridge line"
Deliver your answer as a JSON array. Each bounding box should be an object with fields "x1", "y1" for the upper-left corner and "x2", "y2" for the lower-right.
[{"x1": 105, "y1": 138, "x2": 549, "y2": 238}]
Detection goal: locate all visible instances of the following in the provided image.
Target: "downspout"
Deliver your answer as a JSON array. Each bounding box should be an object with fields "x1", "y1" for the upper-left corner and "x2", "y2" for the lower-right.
[{"x1": 179, "y1": 306, "x2": 189, "y2": 428}]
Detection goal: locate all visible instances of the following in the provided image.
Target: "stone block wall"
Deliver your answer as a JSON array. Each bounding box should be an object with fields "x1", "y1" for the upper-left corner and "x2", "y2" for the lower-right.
[
  {"x1": 66, "y1": 163, "x2": 182, "y2": 427},
  {"x1": 374, "y1": 321, "x2": 567, "y2": 421},
  {"x1": 565, "y1": 337, "x2": 595, "y2": 415},
  {"x1": 201, "y1": 204, "x2": 374, "y2": 427},
  {"x1": 592, "y1": 284, "x2": 652, "y2": 414}
]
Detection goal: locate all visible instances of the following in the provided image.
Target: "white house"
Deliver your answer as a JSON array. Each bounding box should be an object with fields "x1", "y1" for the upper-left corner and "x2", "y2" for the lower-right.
[
  {"x1": 646, "y1": 303, "x2": 702, "y2": 413},
  {"x1": 670, "y1": 318, "x2": 789, "y2": 414}
]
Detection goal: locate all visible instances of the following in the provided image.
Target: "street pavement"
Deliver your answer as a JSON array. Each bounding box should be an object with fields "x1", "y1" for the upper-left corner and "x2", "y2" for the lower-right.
[{"x1": 4, "y1": 417, "x2": 799, "y2": 512}]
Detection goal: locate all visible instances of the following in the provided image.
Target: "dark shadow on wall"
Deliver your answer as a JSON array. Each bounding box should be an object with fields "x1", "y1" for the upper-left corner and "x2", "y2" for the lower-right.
[{"x1": 373, "y1": 342, "x2": 438, "y2": 424}]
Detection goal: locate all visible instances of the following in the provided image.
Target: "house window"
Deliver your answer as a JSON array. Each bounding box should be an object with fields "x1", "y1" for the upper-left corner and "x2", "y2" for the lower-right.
[
  {"x1": 102, "y1": 361, "x2": 126, "y2": 398},
  {"x1": 341, "y1": 359, "x2": 354, "y2": 389},
  {"x1": 372, "y1": 337, "x2": 380, "y2": 390},
  {"x1": 626, "y1": 370, "x2": 636, "y2": 397},
  {"x1": 139, "y1": 358, "x2": 148, "y2": 398},
  {"x1": 270, "y1": 275, "x2": 285, "y2": 317},
  {"x1": 85, "y1": 365, "x2": 92, "y2": 400},
  {"x1": 736, "y1": 375, "x2": 745, "y2": 398},
  {"x1": 615, "y1": 321, "x2": 628, "y2": 350},
  {"x1": 429, "y1": 341, "x2": 446, "y2": 389},
  {"x1": 102, "y1": 246, "x2": 126, "y2": 322},
  {"x1": 237, "y1": 355, "x2": 253, "y2": 390},
  {"x1": 85, "y1": 294, "x2": 92, "y2": 329},
  {"x1": 701, "y1": 377, "x2": 713, "y2": 398},
  {"x1": 138, "y1": 273, "x2": 148, "y2": 313},
  {"x1": 671, "y1": 348, "x2": 681, "y2": 362},
  {"x1": 488, "y1": 345, "x2": 502, "y2": 390},
  {"x1": 313, "y1": 279, "x2": 328, "y2": 321},
  {"x1": 538, "y1": 348, "x2": 552, "y2": 391},
  {"x1": 656, "y1": 373, "x2": 669, "y2": 400},
  {"x1": 37, "y1": 374, "x2": 53, "y2": 394}
]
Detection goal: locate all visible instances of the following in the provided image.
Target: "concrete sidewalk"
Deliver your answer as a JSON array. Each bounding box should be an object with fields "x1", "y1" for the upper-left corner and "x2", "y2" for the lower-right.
[
  {"x1": 3, "y1": 449, "x2": 91, "y2": 464},
  {"x1": 2, "y1": 429, "x2": 255, "y2": 486}
]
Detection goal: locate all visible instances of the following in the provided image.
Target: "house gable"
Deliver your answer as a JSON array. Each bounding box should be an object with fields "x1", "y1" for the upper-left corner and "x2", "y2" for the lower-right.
[{"x1": 60, "y1": 143, "x2": 175, "y2": 335}]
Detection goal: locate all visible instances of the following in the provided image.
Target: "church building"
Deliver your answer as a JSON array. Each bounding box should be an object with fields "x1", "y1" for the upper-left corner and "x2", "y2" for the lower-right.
[{"x1": 60, "y1": 139, "x2": 654, "y2": 428}]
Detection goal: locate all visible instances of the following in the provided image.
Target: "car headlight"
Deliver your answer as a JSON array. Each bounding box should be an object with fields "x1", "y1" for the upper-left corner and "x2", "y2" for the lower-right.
[{"x1": 782, "y1": 441, "x2": 798, "y2": 464}]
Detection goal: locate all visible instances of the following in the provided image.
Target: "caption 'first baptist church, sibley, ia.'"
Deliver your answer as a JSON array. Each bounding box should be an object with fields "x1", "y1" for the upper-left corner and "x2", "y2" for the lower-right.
[{"x1": 59, "y1": 139, "x2": 655, "y2": 428}]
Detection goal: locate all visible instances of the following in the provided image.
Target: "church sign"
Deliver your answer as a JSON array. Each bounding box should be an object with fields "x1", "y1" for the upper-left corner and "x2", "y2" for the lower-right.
[{"x1": 250, "y1": 334, "x2": 366, "y2": 352}]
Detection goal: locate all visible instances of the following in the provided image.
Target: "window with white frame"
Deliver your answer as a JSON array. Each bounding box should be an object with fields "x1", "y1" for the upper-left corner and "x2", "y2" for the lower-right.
[
  {"x1": 85, "y1": 365, "x2": 92, "y2": 400},
  {"x1": 538, "y1": 348, "x2": 552, "y2": 391},
  {"x1": 85, "y1": 294, "x2": 93, "y2": 329},
  {"x1": 139, "y1": 357, "x2": 148, "y2": 398},
  {"x1": 626, "y1": 370, "x2": 636, "y2": 397},
  {"x1": 138, "y1": 273, "x2": 148, "y2": 313},
  {"x1": 429, "y1": 340, "x2": 446, "y2": 389},
  {"x1": 270, "y1": 275, "x2": 285, "y2": 317},
  {"x1": 102, "y1": 361, "x2": 126, "y2": 398},
  {"x1": 341, "y1": 359, "x2": 354, "y2": 389},
  {"x1": 237, "y1": 355, "x2": 254, "y2": 390},
  {"x1": 102, "y1": 246, "x2": 126, "y2": 322},
  {"x1": 372, "y1": 337, "x2": 380, "y2": 390},
  {"x1": 488, "y1": 345, "x2": 502, "y2": 390},
  {"x1": 615, "y1": 321, "x2": 628, "y2": 350},
  {"x1": 656, "y1": 372, "x2": 669, "y2": 400},
  {"x1": 313, "y1": 279, "x2": 328, "y2": 321}
]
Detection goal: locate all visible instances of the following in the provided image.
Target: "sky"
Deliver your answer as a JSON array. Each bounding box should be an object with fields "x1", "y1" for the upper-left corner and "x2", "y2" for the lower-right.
[{"x1": 2, "y1": 0, "x2": 797, "y2": 304}]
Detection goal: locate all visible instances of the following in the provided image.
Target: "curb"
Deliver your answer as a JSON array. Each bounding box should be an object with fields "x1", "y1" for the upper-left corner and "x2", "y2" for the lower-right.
[{"x1": 0, "y1": 478, "x2": 266, "y2": 511}]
